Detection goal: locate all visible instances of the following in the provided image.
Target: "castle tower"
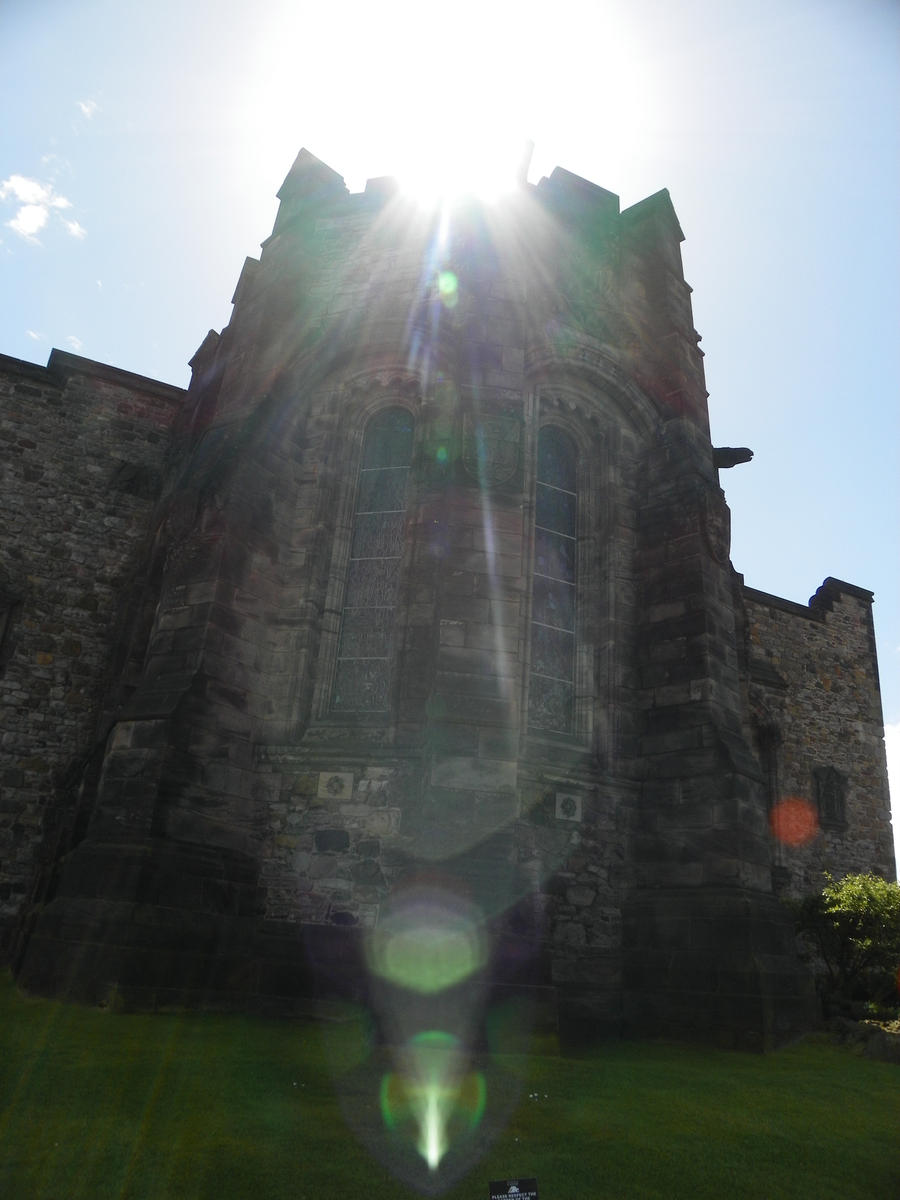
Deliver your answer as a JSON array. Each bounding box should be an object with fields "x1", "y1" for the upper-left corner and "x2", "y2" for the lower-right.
[{"x1": 11, "y1": 150, "x2": 891, "y2": 1045}]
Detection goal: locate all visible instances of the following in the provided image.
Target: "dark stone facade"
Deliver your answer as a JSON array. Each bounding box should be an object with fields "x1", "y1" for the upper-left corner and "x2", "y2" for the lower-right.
[{"x1": 1, "y1": 151, "x2": 893, "y2": 1046}]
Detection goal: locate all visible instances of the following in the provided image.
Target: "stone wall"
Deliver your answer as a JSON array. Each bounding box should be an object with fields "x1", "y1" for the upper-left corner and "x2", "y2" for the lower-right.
[
  {"x1": 3, "y1": 152, "x2": 887, "y2": 1046},
  {"x1": 743, "y1": 578, "x2": 895, "y2": 893},
  {"x1": 0, "y1": 351, "x2": 184, "y2": 954}
]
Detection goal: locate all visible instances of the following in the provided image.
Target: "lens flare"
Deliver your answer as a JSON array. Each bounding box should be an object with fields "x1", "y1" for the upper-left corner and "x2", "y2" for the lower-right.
[
  {"x1": 770, "y1": 796, "x2": 819, "y2": 846},
  {"x1": 437, "y1": 270, "x2": 458, "y2": 308},
  {"x1": 398, "y1": 137, "x2": 521, "y2": 207},
  {"x1": 366, "y1": 885, "x2": 487, "y2": 994},
  {"x1": 380, "y1": 1031, "x2": 486, "y2": 1170}
]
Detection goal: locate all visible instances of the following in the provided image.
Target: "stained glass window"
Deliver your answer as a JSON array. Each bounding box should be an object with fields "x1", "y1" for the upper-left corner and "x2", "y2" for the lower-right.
[
  {"x1": 529, "y1": 426, "x2": 577, "y2": 733},
  {"x1": 331, "y1": 408, "x2": 414, "y2": 712}
]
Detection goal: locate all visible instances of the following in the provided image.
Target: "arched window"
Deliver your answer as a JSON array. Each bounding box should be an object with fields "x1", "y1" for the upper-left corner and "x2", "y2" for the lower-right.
[
  {"x1": 331, "y1": 407, "x2": 414, "y2": 713},
  {"x1": 529, "y1": 426, "x2": 577, "y2": 734}
]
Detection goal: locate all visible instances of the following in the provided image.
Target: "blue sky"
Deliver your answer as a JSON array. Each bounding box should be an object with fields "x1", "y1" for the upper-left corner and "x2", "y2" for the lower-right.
[{"x1": 2, "y1": 0, "x2": 898, "y2": 866}]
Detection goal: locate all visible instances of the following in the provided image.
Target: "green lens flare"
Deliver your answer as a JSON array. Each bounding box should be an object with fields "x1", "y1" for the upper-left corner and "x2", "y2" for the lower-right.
[
  {"x1": 437, "y1": 270, "x2": 458, "y2": 308},
  {"x1": 379, "y1": 1032, "x2": 486, "y2": 1170},
  {"x1": 422, "y1": 1087, "x2": 444, "y2": 1169},
  {"x1": 379, "y1": 921, "x2": 479, "y2": 993},
  {"x1": 380, "y1": 1071, "x2": 402, "y2": 1130},
  {"x1": 366, "y1": 889, "x2": 486, "y2": 994}
]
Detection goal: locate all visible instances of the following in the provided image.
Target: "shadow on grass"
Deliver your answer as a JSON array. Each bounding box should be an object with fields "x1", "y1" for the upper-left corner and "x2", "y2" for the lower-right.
[{"x1": 1, "y1": 973, "x2": 897, "y2": 1199}]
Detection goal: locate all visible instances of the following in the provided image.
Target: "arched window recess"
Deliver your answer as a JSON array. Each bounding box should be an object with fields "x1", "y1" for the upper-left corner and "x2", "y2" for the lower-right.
[
  {"x1": 528, "y1": 424, "x2": 579, "y2": 736},
  {"x1": 329, "y1": 406, "x2": 415, "y2": 714}
]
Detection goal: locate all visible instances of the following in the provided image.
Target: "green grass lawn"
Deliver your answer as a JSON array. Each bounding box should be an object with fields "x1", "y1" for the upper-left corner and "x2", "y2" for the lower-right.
[{"x1": 1, "y1": 973, "x2": 897, "y2": 1200}]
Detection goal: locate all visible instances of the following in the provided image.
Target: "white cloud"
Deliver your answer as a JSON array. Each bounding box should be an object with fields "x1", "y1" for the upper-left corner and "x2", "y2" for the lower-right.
[
  {"x1": 66, "y1": 335, "x2": 84, "y2": 352},
  {"x1": 0, "y1": 175, "x2": 51, "y2": 205},
  {"x1": 8, "y1": 204, "x2": 48, "y2": 240},
  {"x1": 77, "y1": 99, "x2": 99, "y2": 118},
  {"x1": 0, "y1": 174, "x2": 80, "y2": 244},
  {"x1": 26, "y1": 329, "x2": 44, "y2": 341}
]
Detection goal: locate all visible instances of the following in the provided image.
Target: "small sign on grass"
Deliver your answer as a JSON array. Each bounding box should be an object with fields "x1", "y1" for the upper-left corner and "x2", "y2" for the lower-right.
[{"x1": 489, "y1": 1180, "x2": 538, "y2": 1199}]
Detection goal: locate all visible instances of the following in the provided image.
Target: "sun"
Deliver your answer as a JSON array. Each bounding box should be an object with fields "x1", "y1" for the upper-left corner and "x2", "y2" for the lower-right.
[
  {"x1": 233, "y1": 0, "x2": 663, "y2": 220},
  {"x1": 395, "y1": 131, "x2": 531, "y2": 207}
]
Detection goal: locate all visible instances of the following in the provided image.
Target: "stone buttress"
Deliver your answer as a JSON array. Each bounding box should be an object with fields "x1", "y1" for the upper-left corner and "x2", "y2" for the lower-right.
[{"x1": 10, "y1": 150, "x2": 890, "y2": 1044}]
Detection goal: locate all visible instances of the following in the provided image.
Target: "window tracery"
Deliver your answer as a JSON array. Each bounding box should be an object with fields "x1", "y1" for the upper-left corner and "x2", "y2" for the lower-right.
[
  {"x1": 528, "y1": 425, "x2": 577, "y2": 734},
  {"x1": 330, "y1": 407, "x2": 414, "y2": 713}
]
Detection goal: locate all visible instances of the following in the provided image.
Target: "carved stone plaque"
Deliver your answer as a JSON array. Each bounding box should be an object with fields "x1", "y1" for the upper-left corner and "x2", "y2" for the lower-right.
[
  {"x1": 462, "y1": 413, "x2": 520, "y2": 487},
  {"x1": 555, "y1": 792, "x2": 582, "y2": 822},
  {"x1": 317, "y1": 771, "x2": 354, "y2": 800}
]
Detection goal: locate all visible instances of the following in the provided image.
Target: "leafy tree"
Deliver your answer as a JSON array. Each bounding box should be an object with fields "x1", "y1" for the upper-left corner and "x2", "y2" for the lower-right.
[{"x1": 794, "y1": 873, "x2": 900, "y2": 1015}]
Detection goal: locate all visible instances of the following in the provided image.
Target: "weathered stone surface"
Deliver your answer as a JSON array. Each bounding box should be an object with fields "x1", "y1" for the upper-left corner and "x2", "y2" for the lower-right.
[
  {"x1": 1, "y1": 152, "x2": 892, "y2": 1047},
  {"x1": 742, "y1": 581, "x2": 894, "y2": 894}
]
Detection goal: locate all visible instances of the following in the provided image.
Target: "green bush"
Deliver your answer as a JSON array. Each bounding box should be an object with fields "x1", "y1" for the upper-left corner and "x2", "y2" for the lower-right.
[{"x1": 794, "y1": 872, "x2": 900, "y2": 1016}]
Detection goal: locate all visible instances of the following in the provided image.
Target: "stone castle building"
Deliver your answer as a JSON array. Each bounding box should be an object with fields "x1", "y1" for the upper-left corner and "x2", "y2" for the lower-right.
[{"x1": 1, "y1": 151, "x2": 894, "y2": 1046}]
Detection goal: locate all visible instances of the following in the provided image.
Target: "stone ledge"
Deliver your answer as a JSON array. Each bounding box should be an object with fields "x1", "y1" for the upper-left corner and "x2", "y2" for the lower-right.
[
  {"x1": 743, "y1": 576, "x2": 874, "y2": 623},
  {"x1": 46, "y1": 349, "x2": 186, "y2": 402}
]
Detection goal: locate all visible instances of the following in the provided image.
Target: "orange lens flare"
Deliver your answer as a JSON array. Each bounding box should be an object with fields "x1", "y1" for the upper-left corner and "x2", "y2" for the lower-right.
[{"x1": 770, "y1": 796, "x2": 819, "y2": 846}]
